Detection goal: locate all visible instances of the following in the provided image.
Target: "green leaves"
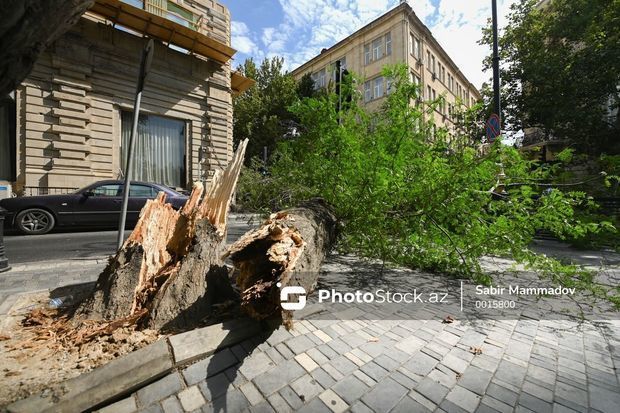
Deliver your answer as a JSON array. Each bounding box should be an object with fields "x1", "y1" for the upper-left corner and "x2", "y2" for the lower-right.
[
  {"x1": 481, "y1": 0, "x2": 620, "y2": 153},
  {"x1": 237, "y1": 62, "x2": 619, "y2": 307},
  {"x1": 233, "y1": 57, "x2": 300, "y2": 163}
]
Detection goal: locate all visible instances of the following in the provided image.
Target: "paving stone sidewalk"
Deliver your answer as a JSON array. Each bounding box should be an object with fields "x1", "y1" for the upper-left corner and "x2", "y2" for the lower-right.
[{"x1": 96, "y1": 250, "x2": 620, "y2": 413}]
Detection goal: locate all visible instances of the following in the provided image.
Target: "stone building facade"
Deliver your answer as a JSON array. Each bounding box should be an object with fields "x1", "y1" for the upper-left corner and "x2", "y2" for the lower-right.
[
  {"x1": 0, "y1": 0, "x2": 251, "y2": 196},
  {"x1": 290, "y1": 2, "x2": 481, "y2": 134}
]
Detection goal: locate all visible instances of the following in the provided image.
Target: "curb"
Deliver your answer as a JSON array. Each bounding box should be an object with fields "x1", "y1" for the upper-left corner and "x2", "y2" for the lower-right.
[
  {"x1": 4, "y1": 257, "x2": 109, "y2": 274},
  {"x1": 6, "y1": 318, "x2": 262, "y2": 413}
]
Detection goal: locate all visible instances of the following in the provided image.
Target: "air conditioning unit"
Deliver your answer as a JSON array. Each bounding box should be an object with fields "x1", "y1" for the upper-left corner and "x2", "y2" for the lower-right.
[{"x1": 0, "y1": 182, "x2": 12, "y2": 200}]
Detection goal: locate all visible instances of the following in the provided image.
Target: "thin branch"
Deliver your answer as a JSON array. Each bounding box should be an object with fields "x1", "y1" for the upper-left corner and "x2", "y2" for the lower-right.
[
  {"x1": 427, "y1": 215, "x2": 468, "y2": 268},
  {"x1": 506, "y1": 174, "x2": 603, "y2": 188}
]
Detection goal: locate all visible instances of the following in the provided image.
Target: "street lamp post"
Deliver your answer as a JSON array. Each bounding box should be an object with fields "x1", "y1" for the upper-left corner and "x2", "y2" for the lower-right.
[
  {"x1": 116, "y1": 39, "x2": 154, "y2": 251},
  {"x1": 492, "y1": 0, "x2": 501, "y2": 124}
]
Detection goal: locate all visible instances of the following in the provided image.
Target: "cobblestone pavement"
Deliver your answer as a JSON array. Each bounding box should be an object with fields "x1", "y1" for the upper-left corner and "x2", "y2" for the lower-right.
[{"x1": 97, "y1": 250, "x2": 620, "y2": 413}]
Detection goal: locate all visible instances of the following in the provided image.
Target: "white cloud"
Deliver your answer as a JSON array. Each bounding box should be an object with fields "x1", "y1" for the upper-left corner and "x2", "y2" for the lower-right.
[
  {"x1": 409, "y1": 0, "x2": 436, "y2": 22},
  {"x1": 231, "y1": 21, "x2": 257, "y2": 55},
  {"x1": 427, "y1": 0, "x2": 518, "y2": 88}
]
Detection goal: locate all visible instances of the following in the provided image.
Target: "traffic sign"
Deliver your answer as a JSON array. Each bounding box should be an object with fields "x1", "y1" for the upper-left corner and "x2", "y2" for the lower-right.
[{"x1": 485, "y1": 113, "x2": 501, "y2": 143}]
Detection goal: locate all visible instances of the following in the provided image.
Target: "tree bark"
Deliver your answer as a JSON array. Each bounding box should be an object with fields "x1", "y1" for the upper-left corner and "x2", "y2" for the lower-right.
[
  {"x1": 75, "y1": 140, "x2": 248, "y2": 332},
  {"x1": 0, "y1": 0, "x2": 94, "y2": 96},
  {"x1": 225, "y1": 199, "x2": 337, "y2": 328}
]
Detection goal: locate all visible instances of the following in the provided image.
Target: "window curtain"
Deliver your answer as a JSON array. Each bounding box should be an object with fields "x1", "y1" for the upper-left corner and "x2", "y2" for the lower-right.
[
  {"x1": 121, "y1": 112, "x2": 185, "y2": 188},
  {"x1": 0, "y1": 104, "x2": 11, "y2": 181}
]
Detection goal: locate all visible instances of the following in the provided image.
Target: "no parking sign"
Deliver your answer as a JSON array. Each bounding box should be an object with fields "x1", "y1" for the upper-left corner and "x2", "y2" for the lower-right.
[{"x1": 485, "y1": 114, "x2": 501, "y2": 143}]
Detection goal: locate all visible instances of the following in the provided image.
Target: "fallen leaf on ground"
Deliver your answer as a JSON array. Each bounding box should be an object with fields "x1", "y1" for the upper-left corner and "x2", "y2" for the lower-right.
[
  {"x1": 469, "y1": 346, "x2": 483, "y2": 355},
  {"x1": 0, "y1": 334, "x2": 10, "y2": 341},
  {"x1": 442, "y1": 316, "x2": 455, "y2": 324},
  {"x1": 368, "y1": 337, "x2": 379, "y2": 342}
]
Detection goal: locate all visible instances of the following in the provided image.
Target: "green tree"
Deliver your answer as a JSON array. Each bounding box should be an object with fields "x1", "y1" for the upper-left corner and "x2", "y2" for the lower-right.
[
  {"x1": 296, "y1": 73, "x2": 316, "y2": 99},
  {"x1": 481, "y1": 0, "x2": 620, "y2": 154},
  {"x1": 238, "y1": 64, "x2": 618, "y2": 305},
  {"x1": 233, "y1": 57, "x2": 299, "y2": 162}
]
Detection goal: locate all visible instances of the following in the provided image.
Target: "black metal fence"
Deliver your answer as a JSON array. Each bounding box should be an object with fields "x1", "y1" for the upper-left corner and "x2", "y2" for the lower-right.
[{"x1": 22, "y1": 186, "x2": 78, "y2": 196}]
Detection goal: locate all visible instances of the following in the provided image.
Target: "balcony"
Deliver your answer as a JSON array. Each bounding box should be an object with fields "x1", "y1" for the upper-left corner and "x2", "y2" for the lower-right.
[{"x1": 88, "y1": 0, "x2": 235, "y2": 64}]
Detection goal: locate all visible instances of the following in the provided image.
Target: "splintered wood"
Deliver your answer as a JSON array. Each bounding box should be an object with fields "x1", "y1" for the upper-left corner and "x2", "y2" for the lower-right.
[
  {"x1": 226, "y1": 199, "x2": 337, "y2": 328},
  {"x1": 75, "y1": 139, "x2": 248, "y2": 331}
]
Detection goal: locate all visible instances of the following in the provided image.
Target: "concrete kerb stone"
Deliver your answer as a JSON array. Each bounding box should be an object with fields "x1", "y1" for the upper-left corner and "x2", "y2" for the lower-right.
[{"x1": 7, "y1": 318, "x2": 263, "y2": 413}]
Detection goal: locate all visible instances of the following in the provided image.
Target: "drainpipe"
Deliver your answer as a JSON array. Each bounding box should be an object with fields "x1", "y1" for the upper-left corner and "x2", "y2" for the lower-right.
[{"x1": 0, "y1": 207, "x2": 10, "y2": 272}]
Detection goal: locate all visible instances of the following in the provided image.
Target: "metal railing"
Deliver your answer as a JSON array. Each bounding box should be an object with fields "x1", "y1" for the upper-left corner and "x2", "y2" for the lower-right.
[{"x1": 22, "y1": 186, "x2": 78, "y2": 196}]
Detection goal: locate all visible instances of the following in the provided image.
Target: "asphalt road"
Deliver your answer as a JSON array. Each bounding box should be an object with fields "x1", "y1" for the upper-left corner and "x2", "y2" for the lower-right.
[
  {"x1": 3, "y1": 214, "x2": 260, "y2": 264},
  {"x1": 4, "y1": 230, "x2": 130, "y2": 263}
]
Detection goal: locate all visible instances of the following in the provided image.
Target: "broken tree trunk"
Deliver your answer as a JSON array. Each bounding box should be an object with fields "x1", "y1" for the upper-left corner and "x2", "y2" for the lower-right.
[
  {"x1": 225, "y1": 199, "x2": 338, "y2": 328},
  {"x1": 75, "y1": 139, "x2": 248, "y2": 332}
]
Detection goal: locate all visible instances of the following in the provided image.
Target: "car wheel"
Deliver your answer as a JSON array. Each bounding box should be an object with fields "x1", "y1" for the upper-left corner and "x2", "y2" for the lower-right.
[{"x1": 16, "y1": 208, "x2": 55, "y2": 235}]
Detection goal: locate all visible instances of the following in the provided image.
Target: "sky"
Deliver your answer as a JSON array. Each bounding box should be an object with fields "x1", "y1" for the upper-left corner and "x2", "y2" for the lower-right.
[{"x1": 227, "y1": 0, "x2": 518, "y2": 90}]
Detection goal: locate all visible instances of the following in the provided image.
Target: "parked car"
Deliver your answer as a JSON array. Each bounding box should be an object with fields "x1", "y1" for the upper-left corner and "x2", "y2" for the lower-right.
[{"x1": 0, "y1": 180, "x2": 188, "y2": 235}]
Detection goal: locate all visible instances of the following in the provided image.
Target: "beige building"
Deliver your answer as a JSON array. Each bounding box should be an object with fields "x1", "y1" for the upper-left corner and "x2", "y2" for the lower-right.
[
  {"x1": 0, "y1": 0, "x2": 252, "y2": 196},
  {"x1": 291, "y1": 1, "x2": 481, "y2": 133}
]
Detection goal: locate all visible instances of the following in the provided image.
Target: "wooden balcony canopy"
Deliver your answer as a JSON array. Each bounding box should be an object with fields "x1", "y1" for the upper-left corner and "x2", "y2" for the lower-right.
[
  {"x1": 231, "y1": 71, "x2": 255, "y2": 96},
  {"x1": 89, "y1": 0, "x2": 236, "y2": 64}
]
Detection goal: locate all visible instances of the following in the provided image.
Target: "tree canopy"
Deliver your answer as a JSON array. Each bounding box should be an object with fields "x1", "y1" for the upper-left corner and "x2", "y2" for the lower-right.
[
  {"x1": 481, "y1": 0, "x2": 620, "y2": 154},
  {"x1": 232, "y1": 57, "x2": 300, "y2": 163}
]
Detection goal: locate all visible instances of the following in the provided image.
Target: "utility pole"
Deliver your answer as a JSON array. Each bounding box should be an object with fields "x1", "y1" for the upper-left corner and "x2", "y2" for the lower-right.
[
  {"x1": 491, "y1": 0, "x2": 501, "y2": 126},
  {"x1": 117, "y1": 39, "x2": 154, "y2": 250}
]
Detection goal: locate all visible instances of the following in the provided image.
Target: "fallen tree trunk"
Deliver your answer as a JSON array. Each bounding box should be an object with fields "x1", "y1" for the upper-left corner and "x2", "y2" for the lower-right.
[
  {"x1": 75, "y1": 139, "x2": 248, "y2": 332},
  {"x1": 225, "y1": 199, "x2": 337, "y2": 328}
]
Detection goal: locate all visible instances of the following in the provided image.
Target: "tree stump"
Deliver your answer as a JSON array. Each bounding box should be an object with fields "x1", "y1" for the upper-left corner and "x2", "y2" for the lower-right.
[
  {"x1": 75, "y1": 140, "x2": 248, "y2": 331},
  {"x1": 225, "y1": 199, "x2": 337, "y2": 328}
]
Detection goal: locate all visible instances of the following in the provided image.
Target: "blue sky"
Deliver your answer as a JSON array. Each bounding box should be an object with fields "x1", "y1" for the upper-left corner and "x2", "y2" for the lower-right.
[{"x1": 227, "y1": 0, "x2": 517, "y2": 89}]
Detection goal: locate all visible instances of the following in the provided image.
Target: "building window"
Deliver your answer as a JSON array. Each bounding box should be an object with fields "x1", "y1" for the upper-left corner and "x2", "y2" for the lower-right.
[
  {"x1": 374, "y1": 77, "x2": 384, "y2": 99},
  {"x1": 121, "y1": 111, "x2": 186, "y2": 188},
  {"x1": 317, "y1": 68, "x2": 326, "y2": 89},
  {"x1": 165, "y1": 1, "x2": 198, "y2": 30},
  {"x1": 364, "y1": 81, "x2": 372, "y2": 102},
  {"x1": 411, "y1": 35, "x2": 421, "y2": 59},
  {"x1": 385, "y1": 32, "x2": 392, "y2": 55},
  {"x1": 372, "y1": 37, "x2": 383, "y2": 61},
  {"x1": 364, "y1": 44, "x2": 371, "y2": 65},
  {"x1": 441, "y1": 66, "x2": 446, "y2": 84},
  {"x1": 432, "y1": 89, "x2": 436, "y2": 101},
  {"x1": 431, "y1": 55, "x2": 436, "y2": 76},
  {"x1": 427, "y1": 50, "x2": 431, "y2": 67},
  {"x1": 386, "y1": 78, "x2": 394, "y2": 95},
  {"x1": 427, "y1": 85, "x2": 431, "y2": 100},
  {"x1": 332, "y1": 57, "x2": 346, "y2": 82}
]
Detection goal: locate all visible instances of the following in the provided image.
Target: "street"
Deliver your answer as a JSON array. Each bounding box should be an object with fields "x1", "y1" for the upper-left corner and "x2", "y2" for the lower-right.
[
  {"x1": 4, "y1": 231, "x2": 128, "y2": 264},
  {"x1": 3, "y1": 214, "x2": 262, "y2": 264}
]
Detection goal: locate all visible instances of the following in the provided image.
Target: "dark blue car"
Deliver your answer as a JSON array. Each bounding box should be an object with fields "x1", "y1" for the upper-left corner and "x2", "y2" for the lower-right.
[{"x1": 0, "y1": 180, "x2": 188, "y2": 235}]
